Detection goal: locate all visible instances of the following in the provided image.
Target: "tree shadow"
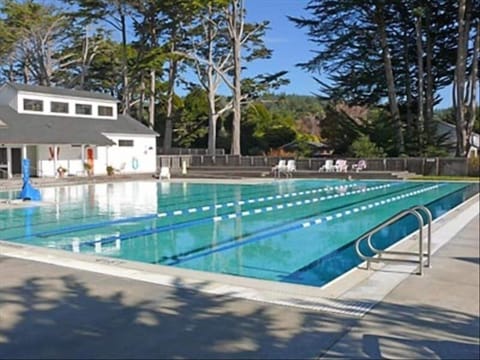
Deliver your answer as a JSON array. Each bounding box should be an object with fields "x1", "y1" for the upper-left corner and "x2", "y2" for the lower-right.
[
  {"x1": 0, "y1": 259, "x2": 478, "y2": 359},
  {"x1": 323, "y1": 301, "x2": 480, "y2": 359},
  {"x1": 0, "y1": 270, "x2": 354, "y2": 359},
  {"x1": 454, "y1": 257, "x2": 480, "y2": 266}
]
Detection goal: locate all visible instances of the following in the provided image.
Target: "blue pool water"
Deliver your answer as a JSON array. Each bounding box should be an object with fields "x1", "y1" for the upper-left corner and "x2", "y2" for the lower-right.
[{"x1": 0, "y1": 179, "x2": 478, "y2": 287}]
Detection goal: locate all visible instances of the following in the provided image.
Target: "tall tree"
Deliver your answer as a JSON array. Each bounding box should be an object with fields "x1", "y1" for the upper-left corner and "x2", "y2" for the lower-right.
[
  {"x1": 183, "y1": 0, "x2": 233, "y2": 155},
  {"x1": 0, "y1": 0, "x2": 71, "y2": 85},
  {"x1": 453, "y1": 0, "x2": 474, "y2": 156},
  {"x1": 65, "y1": 0, "x2": 132, "y2": 113}
]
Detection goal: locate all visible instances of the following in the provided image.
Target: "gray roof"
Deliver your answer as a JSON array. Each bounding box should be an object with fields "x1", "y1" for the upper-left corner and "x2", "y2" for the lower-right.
[
  {"x1": 0, "y1": 105, "x2": 157, "y2": 145},
  {"x1": 6, "y1": 82, "x2": 118, "y2": 102}
]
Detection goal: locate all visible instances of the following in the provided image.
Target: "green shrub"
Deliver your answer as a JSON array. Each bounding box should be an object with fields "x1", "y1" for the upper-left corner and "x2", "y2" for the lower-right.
[{"x1": 350, "y1": 135, "x2": 385, "y2": 158}]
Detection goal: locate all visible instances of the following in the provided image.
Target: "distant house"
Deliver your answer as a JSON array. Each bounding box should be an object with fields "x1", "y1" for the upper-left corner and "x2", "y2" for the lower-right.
[
  {"x1": 0, "y1": 83, "x2": 158, "y2": 178},
  {"x1": 436, "y1": 120, "x2": 480, "y2": 157}
]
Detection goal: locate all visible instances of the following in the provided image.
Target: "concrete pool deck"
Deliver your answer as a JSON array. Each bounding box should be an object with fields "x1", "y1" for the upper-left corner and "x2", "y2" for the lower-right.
[{"x1": 0, "y1": 176, "x2": 478, "y2": 358}]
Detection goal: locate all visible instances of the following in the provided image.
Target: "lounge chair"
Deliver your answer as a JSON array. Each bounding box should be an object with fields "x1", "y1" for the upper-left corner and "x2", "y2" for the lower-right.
[
  {"x1": 272, "y1": 159, "x2": 287, "y2": 177},
  {"x1": 319, "y1": 159, "x2": 335, "y2": 172},
  {"x1": 153, "y1": 166, "x2": 170, "y2": 180},
  {"x1": 286, "y1": 160, "x2": 296, "y2": 177},
  {"x1": 334, "y1": 159, "x2": 348, "y2": 172},
  {"x1": 352, "y1": 159, "x2": 367, "y2": 172}
]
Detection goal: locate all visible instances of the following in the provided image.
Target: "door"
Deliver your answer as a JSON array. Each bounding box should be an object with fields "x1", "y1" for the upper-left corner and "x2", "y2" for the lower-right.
[
  {"x1": 0, "y1": 148, "x2": 6, "y2": 178},
  {"x1": 11, "y1": 148, "x2": 22, "y2": 175}
]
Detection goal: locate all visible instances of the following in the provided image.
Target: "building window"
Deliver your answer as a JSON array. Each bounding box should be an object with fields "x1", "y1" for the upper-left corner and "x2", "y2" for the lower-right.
[
  {"x1": 98, "y1": 105, "x2": 113, "y2": 116},
  {"x1": 51, "y1": 101, "x2": 69, "y2": 114},
  {"x1": 75, "y1": 103, "x2": 92, "y2": 115},
  {"x1": 118, "y1": 139, "x2": 134, "y2": 147},
  {"x1": 23, "y1": 99, "x2": 43, "y2": 112}
]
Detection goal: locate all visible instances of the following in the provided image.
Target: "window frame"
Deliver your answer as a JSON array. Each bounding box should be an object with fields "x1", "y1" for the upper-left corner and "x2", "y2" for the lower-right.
[
  {"x1": 75, "y1": 103, "x2": 92, "y2": 115},
  {"x1": 50, "y1": 101, "x2": 69, "y2": 114},
  {"x1": 23, "y1": 98, "x2": 44, "y2": 112},
  {"x1": 118, "y1": 139, "x2": 134, "y2": 147},
  {"x1": 98, "y1": 105, "x2": 113, "y2": 117}
]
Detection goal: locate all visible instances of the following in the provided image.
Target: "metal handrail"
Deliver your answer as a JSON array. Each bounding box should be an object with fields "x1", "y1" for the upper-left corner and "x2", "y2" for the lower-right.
[
  {"x1": 355, "y1": 206, "x2": 433, "y2": 275},
  {"x1": 364, "y1": 206, "x2": 432, "y2": 267}
]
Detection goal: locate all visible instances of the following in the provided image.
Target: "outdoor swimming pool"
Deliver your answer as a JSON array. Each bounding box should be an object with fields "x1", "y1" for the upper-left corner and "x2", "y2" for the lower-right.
[{"x1": 0, "y1": 179, "x2": 478, "y2": 287}]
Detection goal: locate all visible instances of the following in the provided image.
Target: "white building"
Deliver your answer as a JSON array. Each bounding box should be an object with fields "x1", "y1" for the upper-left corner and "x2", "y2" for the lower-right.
[{"x1": 0, "y1": 83, "x2": 158, "y2": 178}]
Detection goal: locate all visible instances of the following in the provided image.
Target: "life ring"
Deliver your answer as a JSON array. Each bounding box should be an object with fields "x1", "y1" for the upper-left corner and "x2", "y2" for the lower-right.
[{"x1": 132, "y1": 157, "x2": 139, "y2": 170}]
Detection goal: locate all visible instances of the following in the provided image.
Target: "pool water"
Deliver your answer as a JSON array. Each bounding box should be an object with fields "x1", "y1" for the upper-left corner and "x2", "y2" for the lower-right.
[{"x1": 0, "y1": 180, "x2": 478, "y2": 287}]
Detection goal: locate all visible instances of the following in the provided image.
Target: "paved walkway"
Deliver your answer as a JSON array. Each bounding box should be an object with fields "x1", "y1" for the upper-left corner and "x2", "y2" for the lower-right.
[
  {"x1": 323, "y1": 215, "x2": 479, "y2": 359},
  {"x1": 0, "y1": 214, "x2": 478, "y2": 359}
]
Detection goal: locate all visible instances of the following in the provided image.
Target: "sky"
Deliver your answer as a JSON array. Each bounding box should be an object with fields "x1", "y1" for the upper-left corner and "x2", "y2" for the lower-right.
[
  {"x1": 244, "y1": 0, "x2": 318, "y2": 96},
  {"x1": 244, "y1": 0, "x2": 453, "y2": 108}
]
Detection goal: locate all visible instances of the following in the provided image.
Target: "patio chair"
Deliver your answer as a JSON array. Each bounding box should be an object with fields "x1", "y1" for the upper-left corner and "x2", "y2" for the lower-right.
[
  {"x1": 272, "y1": 159, "x2": 287, "y2": 177},
  {"x1": 352, "y1": 159, "x2": 367, "y2": 172},
  {"x1": 334, "y1": 159, "x2": 348, "y2": 172},
  {"x1": 157, "y1": 166, "x2": 170, "y2": 180},
  {"x1": 286, "y1": 160, "x2": 296, "y2": 177},
  {"x1": 319, "y1": 159, "x2": 335, "y2": 172}
]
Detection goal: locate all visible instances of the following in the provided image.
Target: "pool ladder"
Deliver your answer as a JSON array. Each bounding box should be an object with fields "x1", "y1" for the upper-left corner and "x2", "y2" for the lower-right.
[{"x1": 355, "y1": 205, "x2": 432, "y2": 276}]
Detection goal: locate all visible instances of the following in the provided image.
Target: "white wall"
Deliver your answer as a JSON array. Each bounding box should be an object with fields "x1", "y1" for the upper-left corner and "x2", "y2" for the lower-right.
[
  {"x1": 35, "y1": 135, "x2": 157, "y2": 177},
  {"x1": 103, "y1": 134, "x2": 157, "y2": 174}
]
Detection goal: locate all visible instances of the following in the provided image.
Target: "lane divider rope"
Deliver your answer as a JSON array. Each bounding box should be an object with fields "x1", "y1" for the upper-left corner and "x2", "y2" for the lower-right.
[
  {"x1": 10, "y1": 182, "x2": 371, "y2": 240},
  {"x1": 76, "y1": 183, "x2": 395, "y2": 250},
  {"x1": 166, "y1": 184, "x2": 441, "y2": 266}
]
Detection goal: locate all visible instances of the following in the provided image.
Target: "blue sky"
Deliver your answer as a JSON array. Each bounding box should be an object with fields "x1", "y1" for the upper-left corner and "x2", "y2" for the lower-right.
[{"x1": 245, "y1": 0, "x2": 318, "y2": 96}]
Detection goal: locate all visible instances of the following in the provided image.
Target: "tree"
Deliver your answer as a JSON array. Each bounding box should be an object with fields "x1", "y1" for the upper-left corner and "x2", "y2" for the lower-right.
[
  {"x1": 0, "y1": 0, "x2": 71, "y2": 85},
  {"x1": 65, "y1": 0, "x2": 132, "y2": 113},
  {"x1": 350, "y1": 135, "x2": 385, "y2": 158},
  {"x1": 289, "y1": 0, "x2": 465, "y2": 156},
  {"x1": 182, "y1": 0, "x2": 285, "y2": 155}
]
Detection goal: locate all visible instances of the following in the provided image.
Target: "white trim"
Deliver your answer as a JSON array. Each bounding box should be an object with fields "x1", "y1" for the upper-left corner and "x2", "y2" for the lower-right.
[{"x1": 17, "y1": 92, "x2": 117, "y2": 120}]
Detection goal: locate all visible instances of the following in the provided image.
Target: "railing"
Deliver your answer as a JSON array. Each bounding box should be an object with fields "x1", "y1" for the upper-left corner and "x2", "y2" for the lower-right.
[
  {"x1": 355, "y1": 205, "x2": 433, "y2": 275},
  {"x1": 183, "y1": 155, "x2": 473, "y2": 176}
]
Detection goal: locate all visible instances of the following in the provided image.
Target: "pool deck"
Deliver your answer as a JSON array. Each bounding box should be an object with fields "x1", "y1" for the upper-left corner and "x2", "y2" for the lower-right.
[{"x1": 0, "y1": 176, "x2": 478, "y2": 359}]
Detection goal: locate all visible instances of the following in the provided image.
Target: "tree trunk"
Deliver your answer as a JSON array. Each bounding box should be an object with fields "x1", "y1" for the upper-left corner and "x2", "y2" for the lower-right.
[
  {"x1": 149, "y1": 69, "x2": 155, "y2": 129},
  {"x1": 230, "y1": 0, "x2": 242, "y2": 155},
  {"x1": 466, "y1": 21, "x2": 479, "y2": 153},
  {"x1": 120, "y1": 7, "x2": 129, "y2": 115},
  {"x1": 403, "y1": 30, "x2": 414, "y2": 143},
  {"x1": 415, "y1": 14, "x2": 425, "y2": 153},
  {"x1": 425, "y1": 5, "x2": 434, "y2": 146},
  {"x1": 163, "y1": 57, "x2": 178, "y2": 153},
  {"x1": 138, "y1": 75, "x2": 145, "y2": 124},
  {"x1": 207, "y1": 90, "x2": 218, "y2": 155},
  {"x1": 454, "y1": 0, "x2": 470, "y2": 156},
  {"x1": 375, "y1": 0, "x2": 405, "y2": 154}
]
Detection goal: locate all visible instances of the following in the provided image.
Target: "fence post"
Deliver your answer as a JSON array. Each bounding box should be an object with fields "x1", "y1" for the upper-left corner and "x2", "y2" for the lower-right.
[{"x1": 436, "y1": 157, "x2": 440, "y2": 176}]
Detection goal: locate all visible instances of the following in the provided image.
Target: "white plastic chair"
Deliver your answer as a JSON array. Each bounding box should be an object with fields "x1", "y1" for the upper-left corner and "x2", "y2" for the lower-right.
[
  {"x1": 159, "y1": 166, "x2": 171, "y2": 180},
  {"x1": 319, "y1": 159, "x2": 335, "y2": 172},
  {"x1": 272, "y1": 159, "x2": 287, "y2": 177},
  {"x1": 286, "y1": 160, "x2": 296, "y2": 176},
  {"x1": 334, "y1": 159, "x2": 348, "y2": 172},
  {"x1": 352, "y1": 159, "x2": 367, "y2": 172}
]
